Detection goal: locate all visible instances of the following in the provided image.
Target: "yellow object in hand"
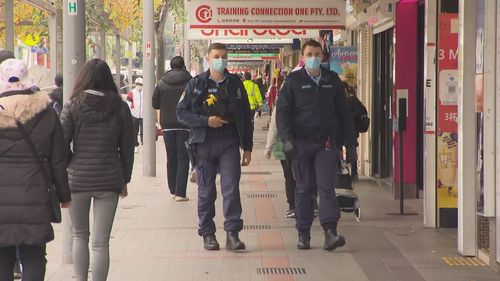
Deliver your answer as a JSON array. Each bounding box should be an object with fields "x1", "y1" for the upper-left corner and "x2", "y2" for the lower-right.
[{"x1": 206, "y1": 94, "x2": 217, "y2": 106}]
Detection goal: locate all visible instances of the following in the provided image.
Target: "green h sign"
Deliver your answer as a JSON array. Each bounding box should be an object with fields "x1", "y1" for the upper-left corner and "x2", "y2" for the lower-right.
[{"x1": 68, "y1": 1, "x2": 78, "y2": 15}]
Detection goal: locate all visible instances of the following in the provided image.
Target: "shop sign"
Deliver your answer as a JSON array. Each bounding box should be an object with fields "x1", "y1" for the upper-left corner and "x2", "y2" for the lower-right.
[
  {"x1": 437, "y1": 13, "x2": 459, "y2": 210},
  {"x1": 228, "y1": 53, "x2": 279, "y2": 61},
  {"x1": 189, "y1": 0, "x2": 345, "y2": 30},
  {"x1": 329, "y1": 47, "x2": 357, "y2": 86},
  {"x1": 188, "y1": 28, "x2": 319, "y2": 40}
]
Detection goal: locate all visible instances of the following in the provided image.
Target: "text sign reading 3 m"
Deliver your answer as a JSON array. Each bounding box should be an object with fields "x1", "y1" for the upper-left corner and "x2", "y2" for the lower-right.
[{"x1": 68, "y1": 0, "x2": 78, "y2": 16}]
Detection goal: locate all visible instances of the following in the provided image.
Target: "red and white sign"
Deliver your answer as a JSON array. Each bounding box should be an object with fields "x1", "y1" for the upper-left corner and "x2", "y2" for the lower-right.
[
  {"x1": 145, "y1": 41, "x2": 152, "y2": 60},
  {"x1": 188, "y1": 28, "x2": 319, "y2": 40},
  {"x1": 189, "y1": 0, "x2": 345, "y2": 30}
]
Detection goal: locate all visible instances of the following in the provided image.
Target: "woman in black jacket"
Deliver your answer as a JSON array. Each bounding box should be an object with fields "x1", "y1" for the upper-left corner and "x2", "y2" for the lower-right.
[
  {"x1": 0, "y1": 59, "x2": 71, "y2": 281},
  {"x1": 60, "y1": 59, "x2": 134, "y2": 281}
]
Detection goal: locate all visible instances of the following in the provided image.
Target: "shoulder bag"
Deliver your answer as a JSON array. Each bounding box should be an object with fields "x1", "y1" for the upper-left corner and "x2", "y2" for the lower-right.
[{"x1": 16, "y1": 120, "x2": 62, "y2": 223}]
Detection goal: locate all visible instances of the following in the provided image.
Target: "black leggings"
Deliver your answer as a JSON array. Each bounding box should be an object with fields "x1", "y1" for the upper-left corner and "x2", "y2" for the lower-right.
[
  {"x1": 0, "y1": 244, "x2": 46, "y2": 281},
  {"x1": 280, "y1": 159, "x2": 296, "y2": 210}
]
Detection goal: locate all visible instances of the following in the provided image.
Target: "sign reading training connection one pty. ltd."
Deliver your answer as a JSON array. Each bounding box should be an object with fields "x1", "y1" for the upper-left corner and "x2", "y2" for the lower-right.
[{"x1": 189, "y1": 0, "x2": 346, "y2": 30}]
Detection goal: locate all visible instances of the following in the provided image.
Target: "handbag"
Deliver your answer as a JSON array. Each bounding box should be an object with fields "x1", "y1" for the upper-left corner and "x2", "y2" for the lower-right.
[
  {"x1": 336, "y1": 146, "x2": 352, "y2": 176},
  {"x1": 16, "y1": 120, "x2": 62, "y2": 223}
]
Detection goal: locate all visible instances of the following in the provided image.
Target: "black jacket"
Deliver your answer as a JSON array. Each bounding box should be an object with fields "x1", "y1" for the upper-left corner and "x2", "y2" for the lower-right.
[
  {"x1": 276, "y1": 67, "x2": 357, "y2": 147},
  {"x1": 0, "y1": 90, "x2": 71, "y2": 247},
  {"x1": 176, "y1": 70, "x2": 253, "y2": 151},
  {"x1": 60, "y1": 90, "x2": 135, "y2": 193},
  {"x1": 152, "y1": 69, "x2": 192, "y2": 130},
  {"x1": 49, "y1": 87, "x2": 63, "y2": 115}
]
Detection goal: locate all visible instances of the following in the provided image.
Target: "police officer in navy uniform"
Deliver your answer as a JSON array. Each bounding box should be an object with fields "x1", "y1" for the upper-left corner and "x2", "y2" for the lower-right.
[
  {"x1": 177, "y1": 43, "x2": 253, "y2": 251},
  {"x1": 277, "y1": 40, "x2": 357, "y2": 250}
]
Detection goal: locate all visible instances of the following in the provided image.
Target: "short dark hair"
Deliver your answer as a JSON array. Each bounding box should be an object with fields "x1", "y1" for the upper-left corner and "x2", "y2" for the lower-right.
[
  {"x1": 208, "y1": 43, "x2": 228, "y2": 54},
  {"x1": 244, "y1": 72, "x2": 252, "y2": 80},
  {"x1": 301, "y1": 40, "x2": 322, "y2": 55},
  {"x1": 170, "y1": 56, "x2": 186, "y2": 70},
  {"x1": 72, "y1": 59, "x2": 119, "y2": 98},
  {"x1": 0, "y1": 49, "x2": 15, "y2": 64},
  {"x1": 55, "y1": 73, "x2": 63, "y2": 87}
]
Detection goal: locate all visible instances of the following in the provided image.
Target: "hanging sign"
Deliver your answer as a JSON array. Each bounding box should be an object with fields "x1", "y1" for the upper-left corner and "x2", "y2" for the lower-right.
[{"x1": 189, "y1": 0, "x2": 345, "y2": 30}]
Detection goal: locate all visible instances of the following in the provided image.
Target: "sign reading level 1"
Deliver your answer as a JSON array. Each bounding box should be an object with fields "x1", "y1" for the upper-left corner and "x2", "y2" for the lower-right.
[{"x1": 68, "y1": 0, "x2": 78, "y2": 15}]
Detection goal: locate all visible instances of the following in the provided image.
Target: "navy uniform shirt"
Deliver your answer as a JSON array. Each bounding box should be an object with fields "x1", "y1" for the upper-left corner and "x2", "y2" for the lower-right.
[
  {"x1": 276, "y1": 67, "x2": 357, "y2": 147},
  {"x1": 206, "y1": 75, "x2": 237, "y2": 135}
]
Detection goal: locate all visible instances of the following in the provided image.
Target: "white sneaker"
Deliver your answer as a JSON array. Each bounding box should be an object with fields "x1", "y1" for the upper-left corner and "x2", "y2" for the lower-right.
[
  {"x1": 189, "y1": 171, "x2": 197, "y2": 183},
  {"x1": 134, "y1": 147, "x2": 138, "y2": 153},
  {"x1": 175, "y1": 196, "x2": 189, "y2": 202}
]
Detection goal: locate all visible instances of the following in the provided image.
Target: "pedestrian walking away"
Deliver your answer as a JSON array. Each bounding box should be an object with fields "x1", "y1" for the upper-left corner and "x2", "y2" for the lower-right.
[
  {"x1": 243, "y1": 72, "x2": 263, "y2": 120},
  {"x1": 0, "y1": 59, "x2": 71, "y2": 281},
  {"x1": 153, "y1": 56, "x2": 193, "y2": 201},
  {"x1": 60, "y1": 59, "x2": 135, "y2": 281},
  {"x1": 276, "y1": 40, "x2": 357, "y2": 251},
  {"x1": 126, "y1": 77, "x2": 144, "y2": 152},
  {"x1": 265, "y1": 96, "x2": 296, "y2": 219},
  {"x1": 49, "y1": 73, "x2": 63, "y2": 116},
  {"x1": 177, "y1": 42, "x2": 253, "y2": 252}
]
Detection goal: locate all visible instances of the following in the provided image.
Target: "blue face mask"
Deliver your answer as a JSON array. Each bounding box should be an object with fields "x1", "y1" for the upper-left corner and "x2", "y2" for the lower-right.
[
  {"x1": 305, "y1": 57, "x2": 322, "y2": 70},
  {"x1": 211, "y1": 58, "x2": 228, "y2": 73}
]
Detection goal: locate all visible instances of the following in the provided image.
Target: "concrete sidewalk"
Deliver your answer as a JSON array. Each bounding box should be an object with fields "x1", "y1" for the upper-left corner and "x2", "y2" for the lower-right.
[{"x1": 45, "y1": 117, "x2": 499, "y2": 281}]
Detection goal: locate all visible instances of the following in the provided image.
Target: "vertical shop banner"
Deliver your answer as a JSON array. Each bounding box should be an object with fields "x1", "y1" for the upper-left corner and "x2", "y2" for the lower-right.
[
  {"x1": 188, "y1": 0, "x2": 345, "y2": 29},
  {"x1": 330, "y1": 47, "x2": 358, "y2": 85},
  {"x1": 475, "y1": 0, "x2": 485, "y2": 214},
  {"x1": 437, "y1": 13, "x2": 459, "y2": 209}
]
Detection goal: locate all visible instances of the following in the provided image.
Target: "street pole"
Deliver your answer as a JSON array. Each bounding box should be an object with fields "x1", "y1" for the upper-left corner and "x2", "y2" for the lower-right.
[
  {"x1": 49, "y1": 13, "x2": 57, "y2": 80},
  {"x1": 5, "y1": 0, "x2": 14, "y2": 52},
  {"x1": 100, "y1": 29, "x2": 107, "y2": 60},
  {"x1": 115, "y1": 35, "x2": 121, "y2": 88},
  {"x1": 143, "y1": 0, "x2": 156, "y2": 176},
  {"x1": 62, "y1": 0, "x2": 86, "y2": 265},
  {"x1": 183, "y1": 0, "x2": 191, "y2": 72},
  {"x1": 128, "y1": 41, "x2": 133, "y2": 85}
]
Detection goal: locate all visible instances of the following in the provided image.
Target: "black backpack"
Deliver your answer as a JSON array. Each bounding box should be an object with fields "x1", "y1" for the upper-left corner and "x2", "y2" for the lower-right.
[{"x1": 349, "y1": 95, "x2": 370, "y2": 133}]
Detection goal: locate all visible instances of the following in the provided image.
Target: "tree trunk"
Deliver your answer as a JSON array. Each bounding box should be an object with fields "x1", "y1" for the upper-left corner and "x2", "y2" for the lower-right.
[
  {"x1": 155, "y1": 1, "x2": 169, "y2": 82},
  {"x1": 56, "y1": 1, "x2": 63, "y2": 73}
]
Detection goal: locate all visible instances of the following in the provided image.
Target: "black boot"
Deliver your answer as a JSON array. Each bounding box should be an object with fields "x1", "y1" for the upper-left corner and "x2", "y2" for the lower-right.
[
  {"x1": 297, "y1": 231, "x2": 311, "y2": 250},
  {"x1": 323, "y1": 229, "x2": 345, "y2": 251},
  {"x1": 226, "y1": 231, "x2": 246, "y2": 250},
  {"x1": 203, "y1": 234, "x2": 220, "y2": 251}
]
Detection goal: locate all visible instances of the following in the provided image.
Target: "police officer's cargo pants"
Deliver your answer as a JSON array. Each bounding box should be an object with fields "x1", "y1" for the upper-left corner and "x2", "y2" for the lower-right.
[
  {"x1": 196, "y1": 129, "x2": 243, "y2": 236},
  {"x1": 292, "y1": 139, "x2": 341, "y2": 232}
]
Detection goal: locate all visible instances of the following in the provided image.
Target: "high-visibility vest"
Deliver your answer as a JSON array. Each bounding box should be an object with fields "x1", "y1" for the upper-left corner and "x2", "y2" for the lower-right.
[{"x1": 243, "y1": 80, "x2": 263, "y2": 110}]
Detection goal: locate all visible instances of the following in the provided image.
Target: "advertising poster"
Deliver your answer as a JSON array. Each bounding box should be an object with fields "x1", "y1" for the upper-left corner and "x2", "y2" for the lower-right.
[
  {"x1": 437, "y1": 13, "x2": 459, "y2": 209},
  {"x1": 329, "y1": 47, "x2": 358, "y2": 85}
]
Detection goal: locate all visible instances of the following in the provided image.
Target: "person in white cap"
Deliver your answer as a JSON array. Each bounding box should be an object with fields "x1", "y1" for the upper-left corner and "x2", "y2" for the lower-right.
[
  {"x1": 0, "y1": 58, "x2": 72, "y2": 281},
  {"x1": 126, "y1": 77, "x2": 144, "y2": 152}
]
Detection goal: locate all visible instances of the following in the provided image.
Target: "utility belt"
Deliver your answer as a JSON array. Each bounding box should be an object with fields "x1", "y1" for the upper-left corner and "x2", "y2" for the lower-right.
[{"x1": 295, "y1": 133, "x2": 331, "y2": 143}]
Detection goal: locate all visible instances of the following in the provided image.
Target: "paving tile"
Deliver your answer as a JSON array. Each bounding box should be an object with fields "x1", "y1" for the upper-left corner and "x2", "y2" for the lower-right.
[{"x1": 44, "y1": 117, "x2": 499, "y2": 281}]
